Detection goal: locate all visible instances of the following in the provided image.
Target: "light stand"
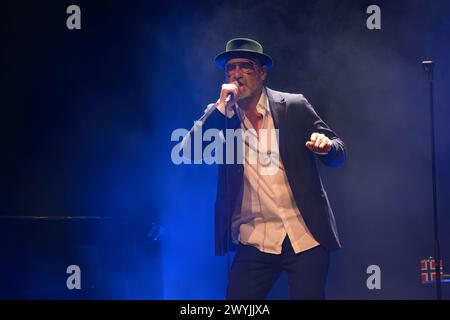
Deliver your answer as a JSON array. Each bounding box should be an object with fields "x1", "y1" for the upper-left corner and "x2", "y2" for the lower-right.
[{"x1": 422, "y1": 60, "x2": 442, "y2": 300}]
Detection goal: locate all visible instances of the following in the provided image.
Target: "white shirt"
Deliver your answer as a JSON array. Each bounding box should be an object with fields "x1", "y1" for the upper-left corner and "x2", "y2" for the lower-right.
[{"x1": 218, "y1": 88, "x2": 319, "y2": 254}]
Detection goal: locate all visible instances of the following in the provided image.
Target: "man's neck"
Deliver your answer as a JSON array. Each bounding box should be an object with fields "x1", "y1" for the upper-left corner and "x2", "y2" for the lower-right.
[{"x1": 238, "y1": 87, "x2": 263, "y2": 116}]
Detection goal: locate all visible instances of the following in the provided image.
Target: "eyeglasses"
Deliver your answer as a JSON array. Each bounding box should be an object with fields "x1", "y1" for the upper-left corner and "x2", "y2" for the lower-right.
[{"x1": 225, "y1": 61, "x2": 257, "y2": 75}]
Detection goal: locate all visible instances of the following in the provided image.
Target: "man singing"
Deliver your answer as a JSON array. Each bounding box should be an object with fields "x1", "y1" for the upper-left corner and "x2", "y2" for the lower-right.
[{"x1": 192, "y1": 38, "x2": 346, "y2": 299}]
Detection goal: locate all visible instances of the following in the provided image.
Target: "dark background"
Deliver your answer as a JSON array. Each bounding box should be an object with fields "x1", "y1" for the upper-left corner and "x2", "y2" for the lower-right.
[{"x1": 1, "y1": 0, "x2": 450, "y2": 299}]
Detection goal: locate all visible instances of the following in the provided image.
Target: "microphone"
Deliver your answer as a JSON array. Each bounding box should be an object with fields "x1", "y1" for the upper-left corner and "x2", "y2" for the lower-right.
[
  {"x1": 180, "y1": 81, "x2": 240, "y2": 151},
  {"x1": 225, "y1": 92, "x2": 233, "y2": 103},
  {"x1": 203, "y1": 83, "x2": 237, "y2": 116},
  {"x1": 225, "y1": 79, "x2": 241, "y2": 103},
  {"x1": 422, "y1": 60, "x2": 434, "y2": 82}
]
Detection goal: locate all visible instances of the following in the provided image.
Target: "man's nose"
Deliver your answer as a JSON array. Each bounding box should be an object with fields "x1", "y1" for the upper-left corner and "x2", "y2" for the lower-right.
[
  {"x1": 233, "y1": 74, "x2": 243, "y2": 82},
  {"x1": 231, "y1": 70, "x2": 243, "y2": 82},
  {"x1": 233, "y1": 65, "x2": 243, "y2": 77}
]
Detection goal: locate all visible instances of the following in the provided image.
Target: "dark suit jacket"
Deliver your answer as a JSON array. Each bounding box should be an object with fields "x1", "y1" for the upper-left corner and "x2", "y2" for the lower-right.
[{"x1": 200, "y1": 87, "x2": 346, "y2": 256}]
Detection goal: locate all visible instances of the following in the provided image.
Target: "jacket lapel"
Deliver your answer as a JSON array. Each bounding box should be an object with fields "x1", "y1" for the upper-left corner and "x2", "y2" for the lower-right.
[{"x1": 266, "y1": 87, "x2": 287, "y2": 160}]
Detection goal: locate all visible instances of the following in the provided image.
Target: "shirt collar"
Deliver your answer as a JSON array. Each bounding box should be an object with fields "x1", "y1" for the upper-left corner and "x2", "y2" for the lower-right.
[{"x1": 257, "y1": 87, "x2": 270, "y2": 115}]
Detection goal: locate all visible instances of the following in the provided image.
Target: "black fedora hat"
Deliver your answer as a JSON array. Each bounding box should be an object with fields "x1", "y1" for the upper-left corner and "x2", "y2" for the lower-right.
[{"x1": 214, "y1": 38, "x2": 273, "y2": 69}]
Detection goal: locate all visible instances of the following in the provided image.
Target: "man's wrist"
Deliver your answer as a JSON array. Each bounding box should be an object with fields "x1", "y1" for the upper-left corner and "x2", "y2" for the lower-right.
[{"x1": 217, "y1": 101, "x2": 234, "y2": 118}]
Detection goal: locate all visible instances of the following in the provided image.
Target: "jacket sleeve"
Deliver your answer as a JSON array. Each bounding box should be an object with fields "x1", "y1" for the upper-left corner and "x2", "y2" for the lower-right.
[
  {"x1": 301, "y1": 96, "x2": 347, "y2": 168},
  {"x1": 180, "y1": 104, "x2": 240, "y2": 164}
]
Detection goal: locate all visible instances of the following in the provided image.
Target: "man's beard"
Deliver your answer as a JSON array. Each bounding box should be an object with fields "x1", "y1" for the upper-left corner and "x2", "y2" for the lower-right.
[{"x1": 238, "y1": 85, "x2": 261, "y2": 102}]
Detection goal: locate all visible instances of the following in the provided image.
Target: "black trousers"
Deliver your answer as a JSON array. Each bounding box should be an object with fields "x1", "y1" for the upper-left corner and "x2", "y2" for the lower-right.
[{"x1": 226, "y1": 236, "x2": 329, "y2": 300}]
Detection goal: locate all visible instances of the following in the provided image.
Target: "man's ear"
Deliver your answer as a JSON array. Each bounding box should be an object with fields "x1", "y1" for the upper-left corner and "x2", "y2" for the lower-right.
[{"x1": 260, "y1": 65, "x2": 267, "y2": 80}]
